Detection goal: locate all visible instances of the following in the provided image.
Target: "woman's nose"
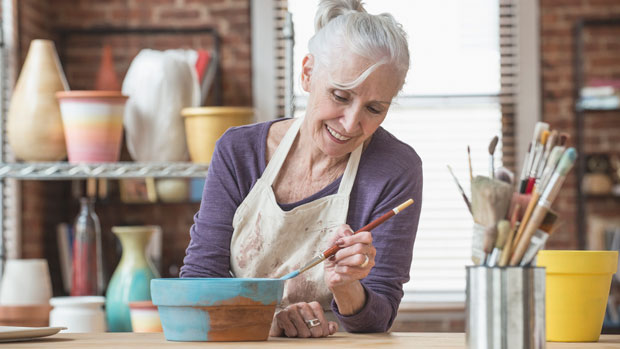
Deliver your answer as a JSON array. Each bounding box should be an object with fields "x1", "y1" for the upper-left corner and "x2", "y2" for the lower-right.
[{"x1": 340, "y1": 106, "x2": 362, "y2": 133}]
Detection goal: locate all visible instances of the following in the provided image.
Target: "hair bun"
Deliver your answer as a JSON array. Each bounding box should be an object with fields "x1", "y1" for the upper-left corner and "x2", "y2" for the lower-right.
[{"x1": 314, "y1": 0, "x2": 366, "y2": 32}]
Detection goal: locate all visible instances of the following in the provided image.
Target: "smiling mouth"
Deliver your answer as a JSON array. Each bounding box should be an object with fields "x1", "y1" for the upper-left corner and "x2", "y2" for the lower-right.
[{"x1": 325, "y1": 124, "x2": 352, "y2": 142}]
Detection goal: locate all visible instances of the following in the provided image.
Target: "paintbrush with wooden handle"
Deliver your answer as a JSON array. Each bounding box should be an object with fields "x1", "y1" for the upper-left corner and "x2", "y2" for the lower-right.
[
  {"x1": 467, "y1": 145, "x2": 473, "y2": 182},
  {"x1": 447, "y1": 165, "x2": 472, "y2": 215},
  {"x1": 526, "y1": 130, "x2": 550, "y2": 194},
  {"x1": 509, "y1": 148, "x2": 577, "y2": 266},
  {"x1": 520, "y1": 122, "x2": 549, "y2": 193},
  {"x1": 280, "y1": 199, "x2": 414, "y2": 280},
  {"x1": 498, "y1": 203, "x2": 520, "y2": 267},
  {"x1": 487, "y1": 219, "x2": 510, "y2": 266}
]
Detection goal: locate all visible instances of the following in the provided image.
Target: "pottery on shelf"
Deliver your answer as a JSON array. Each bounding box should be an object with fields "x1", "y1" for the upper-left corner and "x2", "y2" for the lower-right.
[
  {"x1": 181, "y1": 107, "x2": 254, "y2": 163},
  {"x1": 56, "y1": 91, "x2": 128, "y2": 163},
  {"x1": 155, "y1": 179, "x2": 189, "y2": 203},
  {"x1": 105, "y1": 226, "x2": 160, "y2": 332},
  {"x1": 0, "y1": 259, "x2": 52, "y2": 305},
  {"x1": 7, "y1": 39, "x2": 69, "y2": 161},
  {"x1": 95, "y1": 45, "x2": 121, "y2": 91}
]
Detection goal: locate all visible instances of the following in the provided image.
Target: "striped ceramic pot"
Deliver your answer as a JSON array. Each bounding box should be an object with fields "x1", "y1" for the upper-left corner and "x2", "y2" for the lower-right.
[{"x1": 56, "y1": 91, "x2": 128, "y2": 163}]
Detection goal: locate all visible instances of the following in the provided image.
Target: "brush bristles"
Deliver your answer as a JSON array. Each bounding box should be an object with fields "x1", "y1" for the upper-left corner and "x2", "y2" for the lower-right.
[
  {"x1": 556, "y1": 148, "x2": 577, "y2": 176},
  {"x1": 488, "y1": 136, "x2": 499, "y2": 154},
  {"x1": 532, "y1": 122, "x2": 549, "y2": 144},
  {"x1": 540, "y1": 130, "x2": 550, "y2": 145}
]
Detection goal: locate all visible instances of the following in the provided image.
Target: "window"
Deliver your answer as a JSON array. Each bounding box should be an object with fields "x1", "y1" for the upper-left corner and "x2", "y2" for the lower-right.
[{"x1": 288, "y1": 0, "x2": 506, "y2": 302}]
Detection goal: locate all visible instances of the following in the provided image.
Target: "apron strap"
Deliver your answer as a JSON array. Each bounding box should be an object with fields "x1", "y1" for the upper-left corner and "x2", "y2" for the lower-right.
[
  {"x1": 262, "y1": 117, "x2": 304, "y2": 185},
  {"x1": 263, "y1": 116, "x2": 363, "y2": 197},
  {"x1": 337, "y1": 143, "x2": 362, "y2": 195}
]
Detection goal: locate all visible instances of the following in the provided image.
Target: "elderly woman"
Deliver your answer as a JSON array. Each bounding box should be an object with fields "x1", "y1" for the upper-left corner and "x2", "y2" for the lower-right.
[{"x1": 181, "y1": 0, "x2": 422, "y2": 338}]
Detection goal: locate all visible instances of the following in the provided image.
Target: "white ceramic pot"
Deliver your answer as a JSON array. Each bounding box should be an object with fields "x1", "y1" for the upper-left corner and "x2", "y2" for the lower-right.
[
  {"x1": 49, "y1": 296, "x2": 106, "y2": 333},
  {"x1": 0, "y1": 259, "x2": 52, "y2": 305}
]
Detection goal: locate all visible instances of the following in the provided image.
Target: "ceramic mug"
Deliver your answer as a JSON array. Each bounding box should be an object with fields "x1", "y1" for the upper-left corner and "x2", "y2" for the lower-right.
[
  {"x1": 49, "y1": 296, "x2": 106, "y2": 333},
  {"x1": 0, "y1": 259, "x2": 52, "y2": 305}
]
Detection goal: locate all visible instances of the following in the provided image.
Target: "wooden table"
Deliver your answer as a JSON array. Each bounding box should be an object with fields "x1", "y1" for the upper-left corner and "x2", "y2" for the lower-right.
[{"x1": 8, "y1": 332, "x2": 620, "y2": 348}]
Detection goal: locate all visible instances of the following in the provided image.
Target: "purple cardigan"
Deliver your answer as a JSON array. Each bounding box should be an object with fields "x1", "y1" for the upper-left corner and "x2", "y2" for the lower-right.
[{"x1": 181, "y1": 118, "x2": 423, "y2": 332}]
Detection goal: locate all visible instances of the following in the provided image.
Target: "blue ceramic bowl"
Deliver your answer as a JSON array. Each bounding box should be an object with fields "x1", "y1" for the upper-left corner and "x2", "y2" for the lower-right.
[{"x1": 151, "y1": 278, "x2": 285, "y2": 341}]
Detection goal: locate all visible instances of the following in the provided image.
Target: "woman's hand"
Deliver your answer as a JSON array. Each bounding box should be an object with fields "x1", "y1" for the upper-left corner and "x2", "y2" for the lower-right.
[
  {"x1": 324, "y1": 224, "x2": 376, "y2": 290},
  {"x1": 269, "y1": 302, "x2": 338, "y2": 338}
]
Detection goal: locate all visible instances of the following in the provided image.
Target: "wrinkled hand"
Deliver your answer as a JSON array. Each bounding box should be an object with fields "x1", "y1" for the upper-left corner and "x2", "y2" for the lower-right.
[
  {"x1": 269, "y1": 302, "x2": 338, "y2": 338},
  {"x1": 324, "y1": 224, "x2": 376, "y2": 290}
]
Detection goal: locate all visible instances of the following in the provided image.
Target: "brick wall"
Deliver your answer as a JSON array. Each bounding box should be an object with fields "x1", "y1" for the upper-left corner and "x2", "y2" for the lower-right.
[
  {"x1": 540, "y1": 0, "x2": 620, "y2": 249},
  {"x1": 14, "y1": 0, "x2": 252, "y2": 295}
]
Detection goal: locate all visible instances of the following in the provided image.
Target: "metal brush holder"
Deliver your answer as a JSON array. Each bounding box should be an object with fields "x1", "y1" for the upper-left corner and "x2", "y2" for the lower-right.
[{"x1": 466, "y1": 266, "x2": 546, "y2": 349}]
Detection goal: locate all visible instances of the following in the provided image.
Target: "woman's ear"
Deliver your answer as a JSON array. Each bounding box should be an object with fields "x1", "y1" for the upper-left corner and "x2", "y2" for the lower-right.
[{"x1": 301, "y1": 54, "x2": 314, "y2": 92}]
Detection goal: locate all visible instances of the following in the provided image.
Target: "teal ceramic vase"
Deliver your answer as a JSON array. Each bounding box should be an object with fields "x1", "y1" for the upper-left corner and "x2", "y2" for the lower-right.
[{"x1": 105, "y1": 226, "x2": 160, "y2": 332}]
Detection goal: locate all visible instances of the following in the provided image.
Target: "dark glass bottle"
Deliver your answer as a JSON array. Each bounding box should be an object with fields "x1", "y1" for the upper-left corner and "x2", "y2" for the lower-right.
[{"x1": 71, "y1": 197, "x2": 104, "y2": 296}]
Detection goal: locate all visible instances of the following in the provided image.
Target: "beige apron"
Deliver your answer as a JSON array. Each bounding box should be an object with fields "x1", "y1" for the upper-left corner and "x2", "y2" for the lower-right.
[{"x1": 230, "y1": 117, "x2": 362, "y2": 309}]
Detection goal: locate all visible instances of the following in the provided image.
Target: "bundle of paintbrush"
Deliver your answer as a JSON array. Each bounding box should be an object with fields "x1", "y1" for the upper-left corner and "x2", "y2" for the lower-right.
[{"x1": 447, "y1": 123, "x2": 578, "y2": 266}]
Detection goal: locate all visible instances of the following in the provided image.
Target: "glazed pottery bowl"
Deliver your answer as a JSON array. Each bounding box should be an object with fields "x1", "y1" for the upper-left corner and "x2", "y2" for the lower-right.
[
  {"x1": 151, "y1": 278, "x2": 284, "y2": 341},
  {"x1": 181, "y1": 107, "x2": 253, "y2": 164}
]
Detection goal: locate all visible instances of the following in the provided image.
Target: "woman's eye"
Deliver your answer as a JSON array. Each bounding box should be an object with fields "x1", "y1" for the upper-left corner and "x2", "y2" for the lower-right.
[
  {"x1": 332, "y1": 92, "x2": 348, "y2": 102},
  {"x1": 367, "y1": 106, "x2": 382, "y2": 114}
]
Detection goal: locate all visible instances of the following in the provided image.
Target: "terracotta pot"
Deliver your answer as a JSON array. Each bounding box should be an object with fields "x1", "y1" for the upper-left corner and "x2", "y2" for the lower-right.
[
  {"x1": 181, "y1": 107, "x2": 254, "y2": 163},
  {"x1": 56, "y1": 91, "x2": 128, "y2": 163},
  {"x1": 95, "y1": 45, "x2": 121, "y2": 91},
  {"x1": 7, "y1": 39, "x2": 69, "y2": 161},
  {"x1": 0, "y1": 304, "x2": 52, "y2": 327},
  {"x1": 151, "y1": 278, "x2": 284, "y2": 341}
]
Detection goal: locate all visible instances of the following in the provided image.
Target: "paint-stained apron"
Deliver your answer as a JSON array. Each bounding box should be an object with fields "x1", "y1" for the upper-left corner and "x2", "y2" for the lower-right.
[{"x1": 230, "y1": 117, "x2": 362, "y2": 310}]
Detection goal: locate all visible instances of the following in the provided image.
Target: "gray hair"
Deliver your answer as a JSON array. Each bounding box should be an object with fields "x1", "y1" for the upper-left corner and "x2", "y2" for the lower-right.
[{"x1": 308, "y1": 0, "x2": 410, "y2": 91}]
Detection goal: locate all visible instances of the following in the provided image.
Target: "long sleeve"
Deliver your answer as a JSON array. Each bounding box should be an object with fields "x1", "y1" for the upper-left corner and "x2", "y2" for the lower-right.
[{"x1": 332, "y1": 138, "x2": 423, "y2": 332}]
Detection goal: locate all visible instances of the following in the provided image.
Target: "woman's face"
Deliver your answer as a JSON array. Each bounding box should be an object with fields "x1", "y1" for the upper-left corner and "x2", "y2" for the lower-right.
[{"x1": 301, "y1": 53, "x2": 402, "y2": 158}]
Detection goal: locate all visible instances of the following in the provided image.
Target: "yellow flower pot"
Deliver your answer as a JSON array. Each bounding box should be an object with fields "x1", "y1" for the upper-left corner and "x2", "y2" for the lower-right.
[
  {"x1": 536, "y1": 250, "x2": 618, "y2": 342},
  {"x1": 181, "y1": 107, "x2": 254, "y2": 163}
]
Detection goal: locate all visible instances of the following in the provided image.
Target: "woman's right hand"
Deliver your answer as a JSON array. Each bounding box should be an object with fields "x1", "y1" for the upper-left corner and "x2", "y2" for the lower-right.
[{"x1": 269, "y1": 301, "x2": 338, "y2": 338}]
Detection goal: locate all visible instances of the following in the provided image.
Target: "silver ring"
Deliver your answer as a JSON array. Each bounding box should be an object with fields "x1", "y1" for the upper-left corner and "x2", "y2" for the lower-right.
[
  {"x1": 359, "y1": 254, "x2": 370, "y2": 268},
  {"x1": 305, "y1": 318, "x2": 321, "y2": 328}
]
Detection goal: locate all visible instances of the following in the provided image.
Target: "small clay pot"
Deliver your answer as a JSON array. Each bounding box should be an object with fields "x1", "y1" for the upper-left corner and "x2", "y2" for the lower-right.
[{"x1": 0, "y1": 304, "x2": 52, "y2": 327}]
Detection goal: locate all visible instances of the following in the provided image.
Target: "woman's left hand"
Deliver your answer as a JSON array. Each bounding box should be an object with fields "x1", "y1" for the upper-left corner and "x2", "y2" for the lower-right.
[
  {"x1": 269, "y1": 302, "x2": 338, "y2": 338},
  {"x1": 324, "y1": 224, "x2": 376, "y2": 290}
]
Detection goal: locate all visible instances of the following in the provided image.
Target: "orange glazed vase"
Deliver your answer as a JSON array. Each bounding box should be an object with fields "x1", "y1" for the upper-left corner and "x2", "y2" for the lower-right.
[{"x1": 7, "y1": 39, "x2": 69, "y2": 161}]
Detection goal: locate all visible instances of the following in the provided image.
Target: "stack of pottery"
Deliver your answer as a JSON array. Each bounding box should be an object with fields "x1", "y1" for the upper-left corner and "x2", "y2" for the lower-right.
[{"x1": 0, "y1": 259, "x2": 53, "y2": 327}]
